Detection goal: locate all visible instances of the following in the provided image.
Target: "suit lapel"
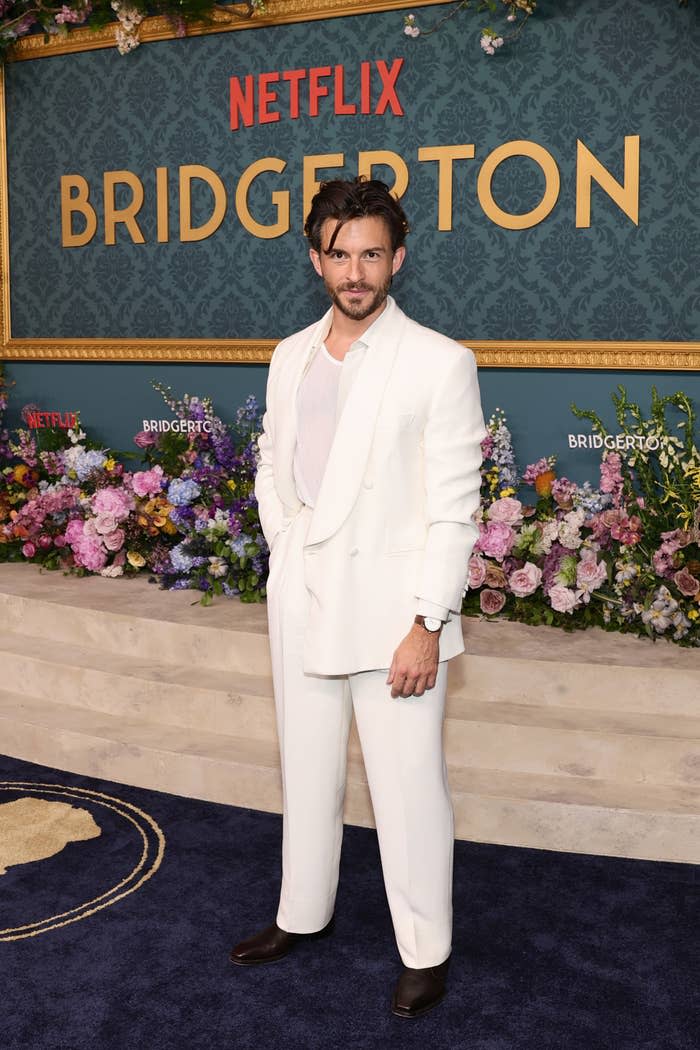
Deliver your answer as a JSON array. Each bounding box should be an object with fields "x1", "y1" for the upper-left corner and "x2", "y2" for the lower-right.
[{"x1": 305, "y1": 298, "x2": 407, "y2": 547}]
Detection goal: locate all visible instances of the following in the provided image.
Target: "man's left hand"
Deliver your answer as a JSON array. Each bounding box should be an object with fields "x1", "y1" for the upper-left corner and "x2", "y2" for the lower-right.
[{"x1": 386, "y1": 625, "x2": 440, "y2": 698}]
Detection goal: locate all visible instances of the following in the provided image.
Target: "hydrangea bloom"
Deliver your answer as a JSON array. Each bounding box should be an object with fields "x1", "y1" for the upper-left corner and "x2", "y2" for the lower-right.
[{"x1": 167, "y1": 478, "x2": 202, "y2": 506}]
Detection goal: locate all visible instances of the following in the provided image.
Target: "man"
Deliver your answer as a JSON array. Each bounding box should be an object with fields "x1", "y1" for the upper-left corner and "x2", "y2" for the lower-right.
[{"x1": 230, "y1": 177, "x2": 485, "y2": 1019}]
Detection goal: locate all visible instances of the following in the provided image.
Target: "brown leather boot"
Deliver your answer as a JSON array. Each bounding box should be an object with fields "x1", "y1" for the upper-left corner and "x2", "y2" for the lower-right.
[
  {"x1": 229, "y1": 917, "x2": 335, "y2": 966},
  {"x1": 391, "y1": 954, "x2": 451, "y2": 1018}
]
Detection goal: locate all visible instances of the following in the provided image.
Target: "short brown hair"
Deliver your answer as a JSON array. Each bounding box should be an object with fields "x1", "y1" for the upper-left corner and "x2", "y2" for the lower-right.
[{"x1": 304, "y1": 176, "x2": 409, "y2": 254}]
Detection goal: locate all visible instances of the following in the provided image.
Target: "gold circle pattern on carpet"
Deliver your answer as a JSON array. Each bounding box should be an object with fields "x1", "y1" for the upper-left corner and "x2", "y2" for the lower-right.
[{"x1": 0, "y1": 781, "x2": 165, "y2": 942}]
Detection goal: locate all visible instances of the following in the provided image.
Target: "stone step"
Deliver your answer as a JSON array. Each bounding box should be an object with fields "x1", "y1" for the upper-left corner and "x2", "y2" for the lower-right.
[
  {"x1": 448, "y1": 649, "x2": 700, "y2": 716},
  {"x1": 2, "y1": 629, "x2": 699, "y2": 788},
  {"x1": 1, "y1": 689, "x2": 698, "y2": 863},
  {"x1": 1, "y1": 565, "x2": 698, "y2": 715},
  {"x1": 0, "y1": 630, "x2": 277, "y2": 742},
  {"x1": 0, "y1": 570, "x2": 273, "y2": 677}
]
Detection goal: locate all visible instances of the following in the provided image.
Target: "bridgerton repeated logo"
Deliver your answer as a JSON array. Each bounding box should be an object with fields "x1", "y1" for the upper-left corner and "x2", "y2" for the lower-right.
[{"x1": 568, "y1": 432, "x2": 662, "y2": 452}]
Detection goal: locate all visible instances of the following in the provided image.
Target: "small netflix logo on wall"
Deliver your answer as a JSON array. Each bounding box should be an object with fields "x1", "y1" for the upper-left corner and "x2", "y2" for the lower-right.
[{"x1": 22, "y1": 407, "x2": 78, "y2": 429}]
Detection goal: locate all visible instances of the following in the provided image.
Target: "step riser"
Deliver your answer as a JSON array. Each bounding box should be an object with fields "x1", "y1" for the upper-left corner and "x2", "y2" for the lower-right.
[
  {"x1": 0, "y1": 593, "x2": 272, "y2": 677},
  {"x1": 4, "y1": 591, "x2": 698, "y2": 717},
  {"x1": 453, "y1": 794, "x2": 700, "y2": 865},
  {"x1": 4, "y1": 650, "x2": 698, "y2": 789},
  {"x1": 442, "y1": 720, "x2": 700, "y2": 789},
  {"x1": 448, "y1": 657, "x2": 700, "y2": 716},
  {"x1": 0, "y1": 653, "x2": 279, "y2": 743},
  {"x1": 3, "y1": 724, "x2": 697, "y2": 864}
]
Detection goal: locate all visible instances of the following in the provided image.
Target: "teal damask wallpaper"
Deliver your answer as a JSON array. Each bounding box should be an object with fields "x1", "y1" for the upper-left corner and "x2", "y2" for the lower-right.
[{"x1": 4, "y1": 0, "x2": 698, "y2": 343}]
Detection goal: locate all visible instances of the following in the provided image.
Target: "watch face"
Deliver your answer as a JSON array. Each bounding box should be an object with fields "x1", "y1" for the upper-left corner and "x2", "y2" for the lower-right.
[{"x1": 424, "y1": 617, "x2": 442, "y2": 632}]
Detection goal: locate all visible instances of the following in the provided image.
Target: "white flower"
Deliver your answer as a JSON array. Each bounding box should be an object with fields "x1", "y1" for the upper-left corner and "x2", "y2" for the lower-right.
[
  {"x1": 493, "y1": 36, "x2": 504, "y2": 47},
  {"x1": 100, "y1": 564, "x2": 124, "y2": 578},
  {"x1": 208, "y1": 556, "x2": 228, "y2": 578},
  {"x1": 507, "y1": 12, "x2": 517, "y2": 21}
]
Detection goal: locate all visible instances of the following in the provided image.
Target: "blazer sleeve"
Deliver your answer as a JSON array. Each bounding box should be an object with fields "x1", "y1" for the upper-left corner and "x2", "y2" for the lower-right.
[
  {"x1": 254, "y1": 349, "x2": 290, "y2": 549},
  {"x1": 415, "y1": 347, "x2": 486, "y2": 613}
]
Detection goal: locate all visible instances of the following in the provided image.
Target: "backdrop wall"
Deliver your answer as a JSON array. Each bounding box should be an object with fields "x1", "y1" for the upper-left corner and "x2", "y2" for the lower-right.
[{"x1": 2, "y1": 0, "x2": 698, "y2": 481}]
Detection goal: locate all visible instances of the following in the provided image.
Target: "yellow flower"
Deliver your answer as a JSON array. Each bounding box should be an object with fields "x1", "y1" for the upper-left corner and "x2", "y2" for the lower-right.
[
  {"x1": 227, "y1": 479, "x2": 237, "y2": 492},
  {"x1": 499, "y1": 487, "x2": 516, "y2": 498},
  {"x1": 688, "y1": 608, "x2": 699, "y2": 621},
  {"x1": 127, "y1": 550, "x2": 146, "y2": 569},
  {"x1": 162, "y1": 519, "x2": 178, "y2": 535},
  {"x1": 152, "y1": 515, "x2": 167, "y2": 528},
  {"x1": 104, "y1": 458, "x2": 116, "y2": 471}
]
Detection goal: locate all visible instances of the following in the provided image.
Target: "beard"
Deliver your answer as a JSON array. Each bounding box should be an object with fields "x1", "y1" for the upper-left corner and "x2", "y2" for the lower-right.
[{"x1": 325, "y1": 275, "x2": 392, "y2": 321}]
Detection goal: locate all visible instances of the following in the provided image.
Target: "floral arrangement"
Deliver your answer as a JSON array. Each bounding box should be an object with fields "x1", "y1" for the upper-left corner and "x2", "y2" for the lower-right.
[
  {"x1": 1, "y1": 364, "x2": 698, "y2": 644},
  {"x1": 135, "y1": 385, "x2": 268, "y2": 604},
  {"x1": 0, "y1": 0, "x2": 266, "y2": 59},
  {"x1": 464, "y1": 389, "x2": 700, "y2": 646},
  {"x1": 0, "y1": 371, "x2": 268, "y2": 605}
]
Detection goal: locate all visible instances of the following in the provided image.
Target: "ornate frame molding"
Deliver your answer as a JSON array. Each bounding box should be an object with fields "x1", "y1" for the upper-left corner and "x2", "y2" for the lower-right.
[
  {"x1": 3, "y1": 338, "x2": 698, "y2": 370},
  {"x1": 2, "y1": 3, "x2": 698, "y2": 369},
  {"x1": 7, "y1": 1, "x2": 448, "y2": 62}
]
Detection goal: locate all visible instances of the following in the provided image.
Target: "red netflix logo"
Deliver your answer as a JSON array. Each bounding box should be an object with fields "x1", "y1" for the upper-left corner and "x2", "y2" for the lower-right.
[
  {"x1": 25, "y1": 410, "x2": 78, "y2": 429},
  {"x1": 230, "y1": 59, "x2": 405, "y2": 131}
]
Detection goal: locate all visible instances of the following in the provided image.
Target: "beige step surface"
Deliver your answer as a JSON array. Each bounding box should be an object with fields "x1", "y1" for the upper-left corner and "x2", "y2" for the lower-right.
[
  {"x1": 1, "y1": 563, "x2": 699, "y2": 864},
  {"x1": 2, "y1": 689, "x2": 698, "y2": 863},
  {"x1": 0, "y1": 629, "x2": 277, "y2": 741}
]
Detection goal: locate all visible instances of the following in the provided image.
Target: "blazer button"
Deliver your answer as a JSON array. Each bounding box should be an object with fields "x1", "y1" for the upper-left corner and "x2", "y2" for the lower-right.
[{"x1": 349, "y1": 547, "x2": 359, "y2": 557}]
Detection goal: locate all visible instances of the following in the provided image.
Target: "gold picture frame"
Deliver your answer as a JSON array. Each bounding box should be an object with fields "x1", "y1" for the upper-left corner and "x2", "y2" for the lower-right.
[{"x1": 2, "y1": 0, "x2": 698, "y2": 369}]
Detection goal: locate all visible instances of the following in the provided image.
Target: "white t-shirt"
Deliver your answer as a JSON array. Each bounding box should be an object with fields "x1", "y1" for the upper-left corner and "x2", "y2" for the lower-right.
[{"x1": 293, "y1": 343, "x2": 343, "y2": 507}]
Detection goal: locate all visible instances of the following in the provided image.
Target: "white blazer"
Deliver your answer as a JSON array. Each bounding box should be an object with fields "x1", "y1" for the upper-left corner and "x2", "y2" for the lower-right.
[{"x1": 255, "y1": 296, "x2": 486, "y2": 675}]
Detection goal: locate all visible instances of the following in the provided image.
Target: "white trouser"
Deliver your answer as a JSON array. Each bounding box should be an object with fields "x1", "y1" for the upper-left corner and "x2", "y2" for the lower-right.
[{"x1": 265, "y1": 505, "x2": 454, "y2": 969}]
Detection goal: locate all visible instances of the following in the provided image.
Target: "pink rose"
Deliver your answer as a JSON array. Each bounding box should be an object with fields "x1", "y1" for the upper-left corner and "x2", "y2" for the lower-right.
[
  {"x1": 91, "y1": 487, "x2": 133, "y2": 521},
  {"x1": 484, "y1": 562, "x2": 508, "y2": 589},
  {"x1": 94, "y1": 513, "x2": 118, "y2": 535},
  {"x1": 53, "y1": 534, "x2": 67, "y2": 548},
  {"x1": 83, "y1": 518, "x2": 100, "y2": 540},
  {"x1": 21, "y1": 541, "x2": 36, "y2": 558},
  {"x1": 674, "y1": 568, "x2": 699, "y2": 597},
  {"x1": 508, "y1": 561, "x2": 542, "y2": 597},
  {"x1": 134, "y1": 430, "x2": 158, "y2": 448},
  {"x1": 37, "y1": 534, "x2": 53, "y2": 549},
  {"x1": 477, "y1": 521, "x2": 516, "y2": 562},
  {"x1": 487, "y1": 497, "x2": 523, "y2": 526},
  {"x1": 132, "y1": 465, "x2": 164, "y2": 499},
  {"x1": 468, "y1": 555, "x2": 487, "y2": 589},
  {"x1": 576, "y1": 553, "x2": 607, "y2": 598},
  {"x1": 103, "y1": 528, "x2": 125, "y2": 552},
  {"x1": 548, "y1": 584, "x2": 580, "y2": 614},
  {"x1": 480, "y1": 589, "x2": 506, "y2": 615}
]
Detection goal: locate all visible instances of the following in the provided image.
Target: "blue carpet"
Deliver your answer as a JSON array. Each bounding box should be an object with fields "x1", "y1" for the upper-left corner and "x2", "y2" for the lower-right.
[{"x1": 0, "y1": 752, "x2": 697, "y2": 1050}]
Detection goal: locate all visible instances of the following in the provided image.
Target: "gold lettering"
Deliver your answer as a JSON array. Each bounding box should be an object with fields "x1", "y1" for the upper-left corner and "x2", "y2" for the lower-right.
[
  {"x1": 235, "y1": 157, "x2": 290, "y2": 239},
  {"x1": 357, "y1": 150, "x2": 409, "y2": 199},
  {"x1": 302, "y1": 152, "x2": 345, "y2": 226},
  {"x1": 60, "y1": 175, "x2": 97, "y2": 248},
  {"x1": 576, "y1": 135, "x2": 639, "y2": 228},
  {"x1": 477, "y1": 140, "x2": 560, "y2": 230},
  {"x1": 103, "y1": 171, "x2": 146, "y2": 245},
  {"x1": 156, "y1": 167, "x2": 169, "y2": 243},
  {"x1": 417, "y1": 145, "x2": 475, "y2": 231},
  {"x1": 179, "y1": 164, "x2": 227, "y2": 243}
]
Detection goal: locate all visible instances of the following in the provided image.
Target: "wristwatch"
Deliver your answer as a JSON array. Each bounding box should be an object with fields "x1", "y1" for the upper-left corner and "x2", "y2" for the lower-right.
[{"x1": 414, "y1": 614, "x2": 443, "y2": 634}]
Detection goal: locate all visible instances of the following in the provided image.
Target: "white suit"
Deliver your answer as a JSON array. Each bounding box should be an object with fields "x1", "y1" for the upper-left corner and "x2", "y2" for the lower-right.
[{"x1": 255, "y1": 295, "x2": 485, "y2": 967}]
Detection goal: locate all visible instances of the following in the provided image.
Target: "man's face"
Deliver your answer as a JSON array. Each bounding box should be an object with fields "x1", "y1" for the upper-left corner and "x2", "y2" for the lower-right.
[{"x1": 309, "y1": 215, "x2": 406, "y2": 322}]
